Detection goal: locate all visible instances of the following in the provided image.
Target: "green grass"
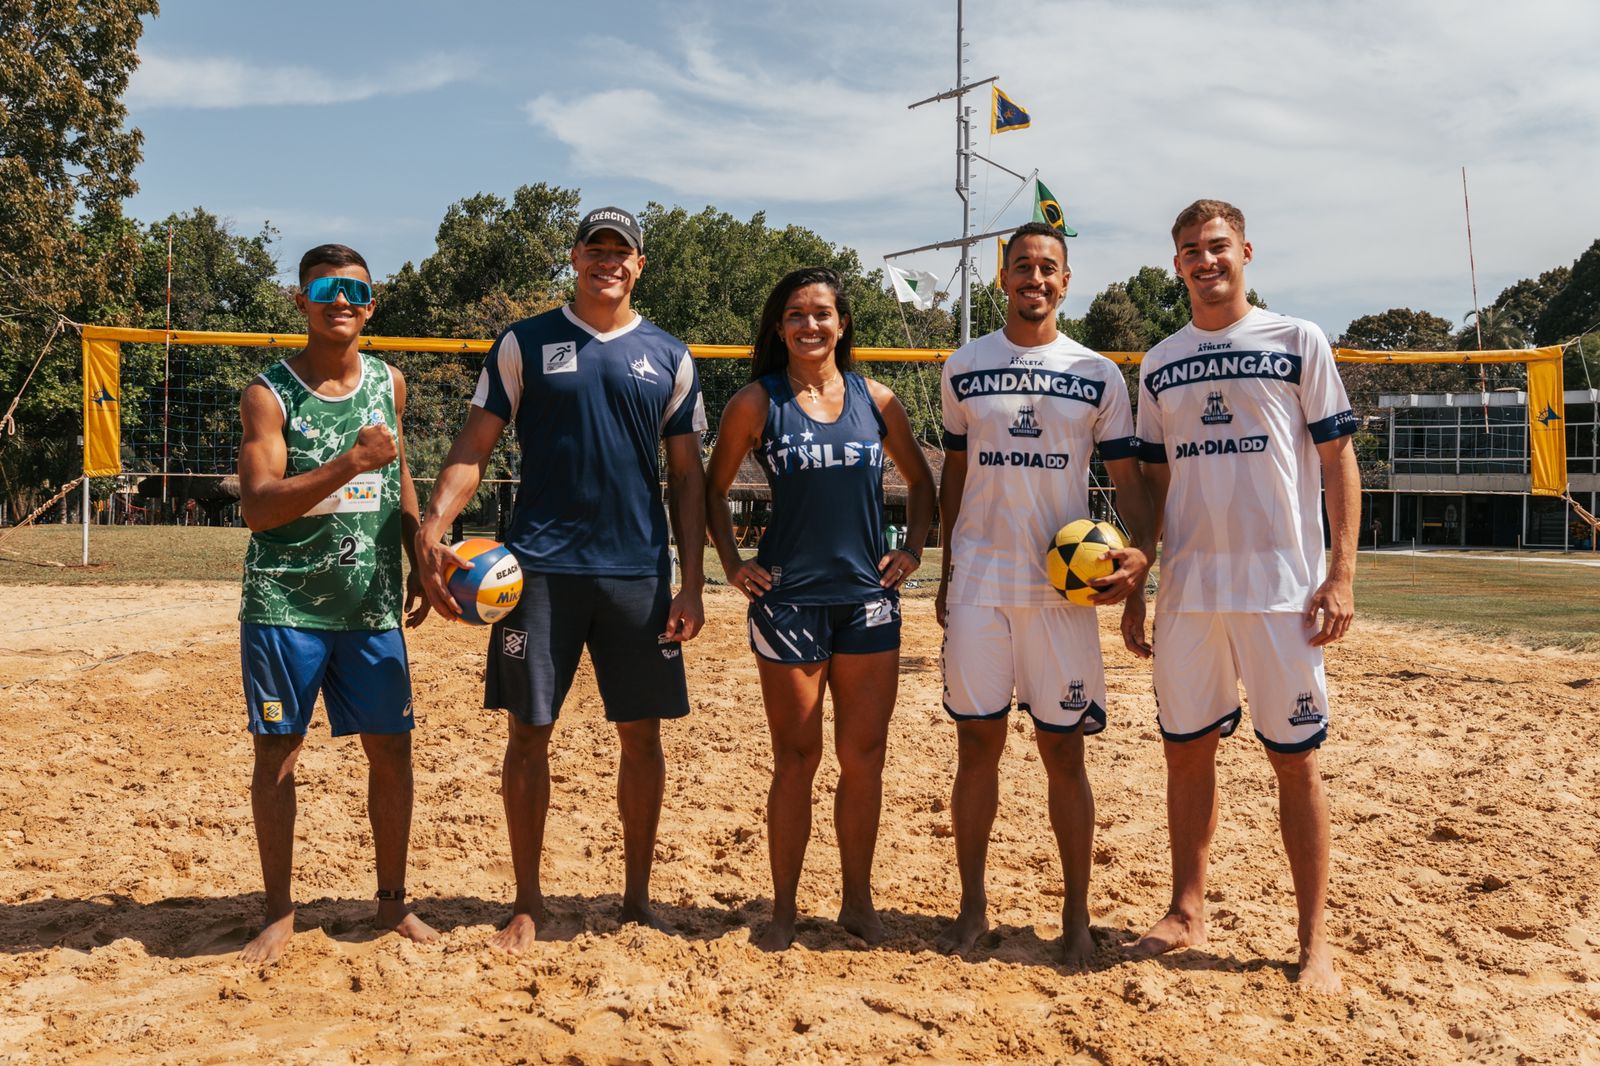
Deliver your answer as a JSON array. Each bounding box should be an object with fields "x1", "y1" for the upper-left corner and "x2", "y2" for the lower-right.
[
  {"x1": 1346, "y1": 551, "x2": 1600, "y2": 652},
  {"x1": 0, "y1": 525, "x2": 251, "y2": 585},
  {"x1": 5, "y1": 527, "x2": 1595, "y2": 652}
]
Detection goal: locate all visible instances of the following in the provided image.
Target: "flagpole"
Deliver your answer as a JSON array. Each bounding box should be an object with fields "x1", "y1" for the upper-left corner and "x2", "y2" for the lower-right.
[{"x1": 956, "y1": 0, "x2": 972, "y2": 347}]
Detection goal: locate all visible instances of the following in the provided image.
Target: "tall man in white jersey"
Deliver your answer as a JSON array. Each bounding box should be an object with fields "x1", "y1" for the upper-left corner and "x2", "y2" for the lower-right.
[
  {"x1": 935, "y1": 222, "x2": 1155, "y2": 965},
  {"x1": 1123, "y1": 200, "x2": 1360, "y2": 993},
  {"x1": 416, "y1": 207, "x2": 707, "y2": 952}
]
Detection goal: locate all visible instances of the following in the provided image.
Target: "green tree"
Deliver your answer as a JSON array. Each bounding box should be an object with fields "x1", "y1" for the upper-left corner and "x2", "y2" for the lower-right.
[
  {"x1": 0, "y1": 0, "x2": 158, "y2": 516},
  {"x1": 1490, "y1": 266, "x2": 1569, "y2": 340},
  {"x1": 1081, "y1": 283, "x2": 1145, "y2": 353},
  {"x1": 1456, "y1": 305, "x2": 1526, "y2": 351},
  {"x1": 1336, "y1": 309, "x2": 1480, "y2": 457},
  {"x1": 371, "y1": 183, "x2": 581, "y2": 340},
  {"x1": 631, "y1": 204, "x2": 929, "y2": 434},
  {"x1": 1122, "y1": 265, "x2": 1189, "y2": 344},
  {"x1": 1337, "y1": 308, "x2": 1454, "y2": 352},
  {"x1": 117, "y1": 209, "x2": 298, "y2": 477},
  {"x1": 1535, "y1": 239, "x2": 1600, "y2": 344},
  {"x1": 368, "y1": 184, "x2": 582, "y2": 495}
]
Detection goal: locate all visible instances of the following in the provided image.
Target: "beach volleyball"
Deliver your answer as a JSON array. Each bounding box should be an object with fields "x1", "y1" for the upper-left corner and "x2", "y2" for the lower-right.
[
  {"x1": 446, "y1": 538, "x2": 523, "y2": 625},
  {"x1": 1045, "y1": 519, "x2": 1125, "y2": 606}
]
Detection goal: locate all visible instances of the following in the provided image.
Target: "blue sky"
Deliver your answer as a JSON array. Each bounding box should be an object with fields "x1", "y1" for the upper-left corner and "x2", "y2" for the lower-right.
[{"x1": 124, "y1": 0, "x2": 1600, "y2": 340}]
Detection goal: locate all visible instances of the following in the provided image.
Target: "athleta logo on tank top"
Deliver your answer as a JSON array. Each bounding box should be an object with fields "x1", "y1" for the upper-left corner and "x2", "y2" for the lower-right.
[{"x1": 761, "y1": 437, "x2": 883, "y2": 474}]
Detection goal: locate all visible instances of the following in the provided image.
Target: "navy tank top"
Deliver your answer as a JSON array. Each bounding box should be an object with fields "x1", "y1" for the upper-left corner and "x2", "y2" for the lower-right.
[{"x1": 754, "y1": 371, "x2": 889, "y2": 605}]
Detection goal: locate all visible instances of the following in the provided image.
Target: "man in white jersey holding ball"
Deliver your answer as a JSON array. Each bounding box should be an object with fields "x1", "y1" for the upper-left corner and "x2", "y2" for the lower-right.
[
  {"x1": 935, "y1": 222, "x2": 1155, "y2": 965},
  {"x1": 1123, "y1": 200, "x2": 1359, "y2": 993}
]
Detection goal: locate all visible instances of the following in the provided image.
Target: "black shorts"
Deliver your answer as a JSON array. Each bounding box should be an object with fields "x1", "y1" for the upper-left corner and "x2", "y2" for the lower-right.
[
  {"x1": 747, "y1": 592, "x2": 901, "y2": 664},
  {"x1": 486, "y1": 572, "x2": 690, "y2": 727}
]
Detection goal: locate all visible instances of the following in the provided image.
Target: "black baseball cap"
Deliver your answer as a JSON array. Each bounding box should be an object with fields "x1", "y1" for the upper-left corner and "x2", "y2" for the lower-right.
[{"x1": 575, "y1": 206, "x2": 643, "y2": 250}]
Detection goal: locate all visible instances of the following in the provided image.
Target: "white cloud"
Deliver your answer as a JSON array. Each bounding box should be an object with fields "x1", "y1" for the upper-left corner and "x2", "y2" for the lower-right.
[
  {"x1": 128, "y1": 52, "x2": 475, "y2": 109},
  {"x1": 529, "y1": 0, "x2": 1599, "y2": 331},
  {"x1": 524, "y1": 28, "x2": 950, "y2": 204}
]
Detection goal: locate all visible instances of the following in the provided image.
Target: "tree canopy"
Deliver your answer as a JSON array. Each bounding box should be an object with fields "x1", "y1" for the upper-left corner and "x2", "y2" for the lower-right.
[{"x1": 0, "y1": 0, "x2": 156, "y2": 514}]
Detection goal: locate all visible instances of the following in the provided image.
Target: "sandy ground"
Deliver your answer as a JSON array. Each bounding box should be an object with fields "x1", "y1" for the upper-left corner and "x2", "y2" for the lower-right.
[{"x1": 1, "y1": 581, "x2": 1598, "y2": 1065}]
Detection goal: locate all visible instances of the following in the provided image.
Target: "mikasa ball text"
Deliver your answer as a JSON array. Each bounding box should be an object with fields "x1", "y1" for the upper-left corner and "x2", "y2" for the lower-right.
[{"x1": 445, "y1": 539, "x2": 523, "y2": 625}]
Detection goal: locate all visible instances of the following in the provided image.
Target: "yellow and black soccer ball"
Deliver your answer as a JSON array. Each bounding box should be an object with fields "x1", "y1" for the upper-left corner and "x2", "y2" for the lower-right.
[{"x1": 1045, "y1": 519, "x2": 1125, "y2": 606}]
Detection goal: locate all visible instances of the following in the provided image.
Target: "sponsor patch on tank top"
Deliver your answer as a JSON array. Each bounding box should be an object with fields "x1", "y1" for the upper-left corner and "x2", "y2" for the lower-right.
[{"x1": 305, "y1": 471, "x2": 384, "y2": 515}]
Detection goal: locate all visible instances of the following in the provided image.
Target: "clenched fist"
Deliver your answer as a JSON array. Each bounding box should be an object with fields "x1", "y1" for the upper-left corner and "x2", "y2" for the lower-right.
[{"x1": 350, "y1": 422, "x2": 397, "y2": 471}]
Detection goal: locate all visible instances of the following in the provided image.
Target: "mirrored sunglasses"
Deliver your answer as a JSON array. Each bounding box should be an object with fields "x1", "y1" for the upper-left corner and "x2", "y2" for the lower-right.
[{"x1": 304, "y1": 275, "x2": 373, "y2": 305}]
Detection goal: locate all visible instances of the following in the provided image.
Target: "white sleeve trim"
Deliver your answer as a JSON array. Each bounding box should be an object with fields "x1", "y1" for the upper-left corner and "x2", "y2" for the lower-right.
[
  {"x1": 662, "y1": 348, "x2": 706, "y2": 432},
  {"x1": 472, "y1": 331, "x2": 525, "y2": 420}
]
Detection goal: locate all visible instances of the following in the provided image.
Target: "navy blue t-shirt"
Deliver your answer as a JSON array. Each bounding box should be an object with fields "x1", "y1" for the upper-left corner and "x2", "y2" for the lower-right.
[
  {"x1": 471, "y1": 306, "x2": 706, "y2": 575},
  {"x1": 754, "y1": 372, "x2": 889, "y2": 604}
]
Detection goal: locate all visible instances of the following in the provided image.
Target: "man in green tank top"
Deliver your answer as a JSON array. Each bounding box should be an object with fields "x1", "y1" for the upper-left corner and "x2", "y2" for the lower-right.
[{"x1": 235, "y1": 244, "x2": 435, "y2": 964}]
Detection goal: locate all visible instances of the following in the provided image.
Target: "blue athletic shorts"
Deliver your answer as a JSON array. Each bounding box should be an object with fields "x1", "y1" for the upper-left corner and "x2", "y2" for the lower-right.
[
  {"x1": 747, "y1": 592, "x2": 901, "y2": 664},
  {"x1": 486, "y1": 572, "x2": 690, "y2": 728},
  {"x1": 240, "y1": 623, "x2": 413, "y2": 737}
]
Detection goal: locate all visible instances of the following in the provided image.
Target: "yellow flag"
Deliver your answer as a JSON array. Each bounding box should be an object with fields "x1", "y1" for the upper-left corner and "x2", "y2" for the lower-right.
[
  {"x1": 83, "y1": 337, "x2": 122, "y2": 476},
  {"x1": 1526, "y1": 346, "x2": 1566, "y2": 497}
]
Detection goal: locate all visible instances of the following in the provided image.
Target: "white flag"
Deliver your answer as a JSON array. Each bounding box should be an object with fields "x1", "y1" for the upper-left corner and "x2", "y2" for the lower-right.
[{"x1": 888, "y1": 265, "x2": 938, "y2": 311}]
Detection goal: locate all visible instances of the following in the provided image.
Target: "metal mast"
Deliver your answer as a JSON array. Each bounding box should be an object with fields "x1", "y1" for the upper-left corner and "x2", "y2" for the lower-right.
[
  {"x1": 893, "y1": 1, "x2": 1022, "y2": 346},
  {"x1": 955, "y1": 0, "x2": 972, "y2": 346}
]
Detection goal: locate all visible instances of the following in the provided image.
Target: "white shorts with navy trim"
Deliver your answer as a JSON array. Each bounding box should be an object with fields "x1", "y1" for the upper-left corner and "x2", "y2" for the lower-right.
[
  {"x1": 1152, "y1": 611, "x2": 1329, "y2": 753},
  {"x1": 942, "y1": 603, "x2": 1106, "y2": 734}
]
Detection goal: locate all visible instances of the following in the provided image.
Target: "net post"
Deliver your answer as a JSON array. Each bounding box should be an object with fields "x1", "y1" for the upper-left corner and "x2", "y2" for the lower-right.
[{"x1": 81, "y1": 451, "x2": 89, "y2": 565}]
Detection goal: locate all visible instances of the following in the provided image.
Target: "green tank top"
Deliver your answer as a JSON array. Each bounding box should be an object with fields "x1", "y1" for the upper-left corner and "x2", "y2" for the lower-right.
[{"x1": 239, "y1": 353, "x2": 402, "y2": 631}]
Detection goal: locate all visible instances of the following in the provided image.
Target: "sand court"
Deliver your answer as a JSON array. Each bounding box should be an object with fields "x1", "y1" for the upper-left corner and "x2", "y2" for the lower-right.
[{"x1": 1, "y1": 582, "x2": 1597, "y2": 1063}]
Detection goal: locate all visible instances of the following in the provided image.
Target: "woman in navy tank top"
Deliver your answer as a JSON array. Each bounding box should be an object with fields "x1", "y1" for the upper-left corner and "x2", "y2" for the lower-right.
[{"x1": 707, "y1": 267, "x2": 934, "y2": 951}]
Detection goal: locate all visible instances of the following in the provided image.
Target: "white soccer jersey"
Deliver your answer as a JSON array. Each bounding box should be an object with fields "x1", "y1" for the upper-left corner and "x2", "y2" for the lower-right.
[
  {"x1": 942, "y1": 330, "x2": 1139, "y2": 607},
  {"x1": 1137, "y1": 308, "x2": 1356, "y2": 613}
]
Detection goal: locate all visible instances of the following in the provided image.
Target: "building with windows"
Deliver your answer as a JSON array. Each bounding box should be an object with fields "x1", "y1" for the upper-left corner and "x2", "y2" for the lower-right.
[{"x1": 1378, "y1": 388, "x2": 1598, "y2": 548}]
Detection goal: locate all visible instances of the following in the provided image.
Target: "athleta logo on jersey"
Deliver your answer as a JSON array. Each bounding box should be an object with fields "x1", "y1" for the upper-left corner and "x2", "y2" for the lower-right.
[
  {"x1": 764, "y1": 439, "x2": 883, "y2": 474},
  {"x1": 978, "y1": 450, "x2": 1068, "y2": 468},
  {"x1": 1144, "y1": 350, "x2": 1302, "y2": 398},
  {"x1": 543, "y1": 341, "x2": 578, "y2": 374},
  {"x1": 628, "y1": 356, "x2": 659, "y2": 381},
  {"x1": 950, "y1": 368, "x2": 1103, "y2": 406},
  {"x1": 1008, "y1": 404, "x2": 1042, "y2": 438},
  {"x1": 1172, "y1": 435, "x2": 1268, "y2": 459},
  {"x1": 1200, "y1": 392, "x2": 1233, "y2": 425}
]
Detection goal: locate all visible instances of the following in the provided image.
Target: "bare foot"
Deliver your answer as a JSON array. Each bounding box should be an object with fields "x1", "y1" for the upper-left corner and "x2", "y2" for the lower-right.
[
  {"x1": 838, "y1": 902, "x2": 886, "y2": 945},
  {"x1": 1059, "y1": 920, "x2": 1096, "y2": 970},
  {"x1": 753, "y1": 917, "x2": 797, "y2": 952},
  {"x1": 1295, "y1": 941, "x2": 1343, "y2": 994},
  {"x1": 490, "y1": 911, "x2": 540, "y2": 953},
  {"x1": 934, "y1": 908, "x2": 989, "y2": 957},
  {"x1": 240, "y1": 911, "x2": 295, "y2": 966},
  {"x1": 619, "y1": 901, "x2": 674, "y2": 933},
  {"x1": 387, "y1": 911, "x2": 439, "y2": 945},
  {"x1": 1127, "y1": 911, "x2": 1205, "y2": 958}
]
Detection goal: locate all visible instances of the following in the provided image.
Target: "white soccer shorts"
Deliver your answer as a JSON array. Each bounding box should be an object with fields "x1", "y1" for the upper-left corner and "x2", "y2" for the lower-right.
[
  {"x1": 1152, "y1": 611, "x2": 1330, "y2": 753},
  {"x1": 942, "y1": 603, "x2": 1107, "y2": 734}
]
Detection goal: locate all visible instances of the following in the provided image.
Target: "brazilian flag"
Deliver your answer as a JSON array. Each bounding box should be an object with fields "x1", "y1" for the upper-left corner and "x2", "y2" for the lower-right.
[{"x1": 1033, "y1": 179, "x2": 1078, "y2": 237}]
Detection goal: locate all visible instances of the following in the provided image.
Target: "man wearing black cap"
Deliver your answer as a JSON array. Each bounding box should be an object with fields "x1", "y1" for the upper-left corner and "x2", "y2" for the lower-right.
[{"x1": 417, "y1": 207, "x2": 707, "y2": 950}]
